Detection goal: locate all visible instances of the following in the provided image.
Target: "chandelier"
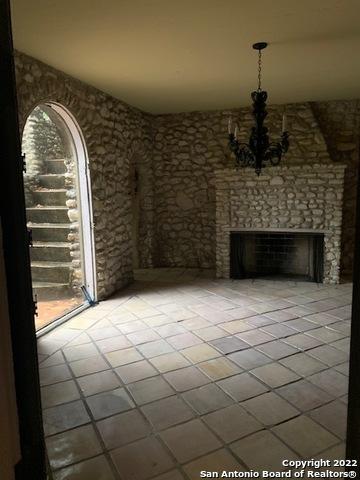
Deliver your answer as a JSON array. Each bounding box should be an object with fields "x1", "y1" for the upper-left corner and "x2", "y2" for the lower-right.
[{"x1": 228, "y1": 42, "x2": 289, "y2": 175}]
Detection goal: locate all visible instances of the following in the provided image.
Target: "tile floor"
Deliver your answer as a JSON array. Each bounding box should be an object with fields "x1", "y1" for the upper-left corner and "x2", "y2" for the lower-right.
[{"x1": 37, "y1": 268, "x2": 351, "y2": 480}]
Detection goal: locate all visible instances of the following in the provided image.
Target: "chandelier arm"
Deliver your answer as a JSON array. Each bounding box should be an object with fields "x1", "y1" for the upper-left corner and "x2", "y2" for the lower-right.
[
  {"x1": 230, "y1": 142, "x2": 255, "y2": 168},
  {"x1": 264, "y1": 144, "x2": 283, "y2": 166}
]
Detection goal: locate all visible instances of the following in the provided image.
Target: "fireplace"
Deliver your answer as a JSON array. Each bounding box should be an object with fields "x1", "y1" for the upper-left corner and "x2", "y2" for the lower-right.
[
  {"x1": 230, "y1": 231, "x2": 324, "y2": 282},
  {"x1": 215, "y1": 165, "x2": 345, "y2": 284}
]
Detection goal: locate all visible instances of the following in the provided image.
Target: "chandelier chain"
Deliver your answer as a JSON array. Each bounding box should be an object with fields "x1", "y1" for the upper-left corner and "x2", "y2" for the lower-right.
[{"x1": 257, "y1": 50, "x2": 262, "y2": 91}]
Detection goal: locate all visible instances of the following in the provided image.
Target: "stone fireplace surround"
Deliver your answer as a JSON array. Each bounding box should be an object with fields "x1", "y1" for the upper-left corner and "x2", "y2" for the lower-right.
[{"x1": 215, "y1": 164, "x2": 346, "y2": 284}]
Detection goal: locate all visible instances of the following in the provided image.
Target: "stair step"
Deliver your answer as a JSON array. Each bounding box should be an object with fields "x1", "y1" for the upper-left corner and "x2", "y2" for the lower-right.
[
  {"x1": 31, "y1": 261, "x2": 72, "y2": 283},
  {"x1": 33, "y1": 281, "x2": 71, "y2": 301},
  {"x1": 45, "y1": 159, "x2": 67, "y2": 174},
  {"x1": 31, "y1": 242, "x2": 71, "y2": 262},
  {"x1": 29, "y1": 223, "x2": 71, "y2": 242},
  {"x1": 38, "y1": 174, "x2": 66, "y2": 189},
  {"x1": 26, "y1": 206, "x2": 69, "y2": 223},
  {"x1": 32, "y1": 189, "x2": 67, "y2": 207}
]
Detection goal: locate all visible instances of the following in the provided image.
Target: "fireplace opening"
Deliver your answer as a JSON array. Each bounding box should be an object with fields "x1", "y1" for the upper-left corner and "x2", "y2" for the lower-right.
[{"x1": 230, "y1": 232, "x2": 324, "y2": 282}]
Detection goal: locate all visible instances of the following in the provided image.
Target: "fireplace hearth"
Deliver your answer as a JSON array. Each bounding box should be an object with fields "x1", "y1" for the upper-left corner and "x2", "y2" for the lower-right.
[{"x1": 230, "y1": 232, "x2": 324, "y2": 282}]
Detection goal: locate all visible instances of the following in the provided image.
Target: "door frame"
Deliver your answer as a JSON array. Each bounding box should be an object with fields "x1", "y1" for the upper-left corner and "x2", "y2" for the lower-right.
[
  {"x1": 0, "y1": 0, "x2": 46, "y2": 478},
  {"x1": 47, "y1": 102, "x2": 97, "y2": 303},
  {"x1": 22, "y1": 101, "x2": 97, "y2": 337}
]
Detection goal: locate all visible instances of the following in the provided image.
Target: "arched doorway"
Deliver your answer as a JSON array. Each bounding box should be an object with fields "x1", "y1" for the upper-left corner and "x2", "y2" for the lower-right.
[{"x1": 22, "y1": 102, "x2": 96, "y2": 331}]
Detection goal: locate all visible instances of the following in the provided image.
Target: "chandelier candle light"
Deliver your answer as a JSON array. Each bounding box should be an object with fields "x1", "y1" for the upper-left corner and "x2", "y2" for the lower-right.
[{"x1": 228, "y1": 42, "x2": 289, "y2": 175}]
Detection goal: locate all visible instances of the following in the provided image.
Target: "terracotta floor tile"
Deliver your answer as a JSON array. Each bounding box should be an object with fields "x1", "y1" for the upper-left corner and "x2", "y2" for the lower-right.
[
  {"x1": 184, "y1": 449, "x2": 245, "y2": 479},
  {"x1": 95, "y1": 335, "x2": 132, "y2": 353},
  {"x1": 308, "y1": 369, "x2": 349, "y2": 397},
  {"x1": 86, "y1": 387, "x2": 135, "y2": 420},
  {"x1": 256, "y1": 340, "x2": 299, "y2": 360},
  {"x1": 181, "y1": 343, "x2": 221, "y2": 363},
  {"x1": 105, "y1": 347, "x2": 143, "y2": 367},
  {"x1": 228, "y1": 349, "x2": 272, "y2": 370},
  {"x1": 53, "y1": 455, "x2": 115, "y2": 480},
  {"x1": 194, "y1": 326, "x2": 228, "y2": 341},
  {"x1": 182, "y1": 383, "x2": 233, "y2": 414},
  {"x1": 39, "y1": 364, "x2": 72, "y2": 386},
  {"x1": 279, "y1": 352, "x2": 327, "y2": 376},
  {"x1": 43, "y1": 400, "x2": 90, "y2": 436},
  {"x1": 127, "y1": 376, "x2": 174, "y2": 405},
  {"x1": 46, "y1": 424, "x2": 102, "y2": 469},
  {"x1": 242, "y1": 392, "x2": 299, "y2": 426},
  {"x1": 167, "y1": 332, "x2": 203, "y2": 349},
  {"x1": 309, "y1": 400, "x2": 347, "y2": 439},
  {"x1": 250, "y1": 362, "x2": 300, "y2": 388},
  {"x1": 272, "y1": 415, "x2": 338, "y2": 457},
  {"x1": 116, "y1": 359, "x2": 158, "y2": 383},
  {"x1": 217, "y1": 372, "x2": 268, "y2": 401},
  {"x1": 231, "y1": 430, "x2": 300, "y2": 471},
  {"x1": 198, "y1": 357, "x2": 242, "y2": 380},
  {"x1": 62, "y1": 343, "x2": 99, "y2": 362},
  {"x1": 210, "y1": 336, "x2": 249, "y2": 354},
  {"x1": 203, "y1": 404, "x2": 262, "y2": 443},
  {"x1": 149, "y1": 352, "x2": 191, "y2": 373},
  {"x1": 307, "y1": 344, "x2": 348, "y2": 366},
  {"x1": 41, "y1": 379, "x2": 80, "y2": 408},
  {"x1": 137, "y1": 339, "x2": 174, "y2": 358},
  {"x1": 97, "y1": 409, "x2": 151, "y2": 449},
  {"x1": 111, "y1": 437, "x2": 174, "y2": 480},
  {"x1": 276, "y1": 379, "x2": 334, "y2": 411},
  {"x1": 77, "y1": 370, "x2": 121, "y2": 396},
  {"x1": 160, "y1": 419, "x2": 221, "y2": 463},
  {"x1": 69, "y1": 356, "x2": 109, "y2": 377},
  {"x1": 164, "y1": 366, "x2": 210, "y2": 392},
  {"x1": 141, "y1": 395, "x2": 195, "y2": 430}
]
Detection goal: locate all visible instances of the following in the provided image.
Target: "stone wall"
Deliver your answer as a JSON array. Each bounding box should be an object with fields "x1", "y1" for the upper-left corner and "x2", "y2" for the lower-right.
[
  {"x1": 15, "y1": 51, "x2": 154, "y2": 299},
  {"x1": 15, "y1": 51, "x2": 360, "y2": 288},
  {"x1": 215, "y1": 165, "x2": 346, "y2": 284},
  {"x1": 152, "y1": 101, "x2": 360, "y2": 277},
  {"x1": 152, "y1": 103, "x2": 332, "y2": 269},
  {"x1": 311, "y1": 100, "x2": 360, "y2": 277}
]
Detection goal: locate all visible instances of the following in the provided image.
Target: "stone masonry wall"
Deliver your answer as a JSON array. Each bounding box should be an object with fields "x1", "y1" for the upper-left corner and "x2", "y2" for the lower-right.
[
  {"x1": 15, "y1": 51, "x2": 360, "y2": 287},
  {"x1": 152, "y1": 101, "x2": 360, "y2": 276},
  {"x1": 215, "y1": 165, "x2": 346, "y2": 284},
  {"x1": 311, "y1": 100, "x2": 360, "y2": 277},
  {"x1": 15, "y1": 51, "x2": 154, "y2": 300},
  {"x1": 152, "y1": 103, "x2": 332, "y2": 269}
]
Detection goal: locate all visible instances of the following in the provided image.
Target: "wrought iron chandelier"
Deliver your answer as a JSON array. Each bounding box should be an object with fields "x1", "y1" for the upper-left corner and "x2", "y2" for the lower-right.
[{"x1": 228, "y1": 42, "x2": 289, "y2": 175}]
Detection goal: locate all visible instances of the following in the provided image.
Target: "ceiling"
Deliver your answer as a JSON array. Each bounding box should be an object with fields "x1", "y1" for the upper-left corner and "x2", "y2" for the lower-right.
[{"x1": 10, "y1": 0, "x2": 360, "y2": 114}]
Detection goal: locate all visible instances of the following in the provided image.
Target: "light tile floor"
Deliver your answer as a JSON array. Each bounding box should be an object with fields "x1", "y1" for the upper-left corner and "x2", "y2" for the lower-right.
[{"x1": 37, "y1": 268, "x2": 351, "y2": 479}]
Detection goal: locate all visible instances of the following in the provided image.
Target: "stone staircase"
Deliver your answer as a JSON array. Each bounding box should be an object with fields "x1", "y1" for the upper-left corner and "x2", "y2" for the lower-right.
[{"x1": 27, "y1": 159, "x2": 73, "y2": 301}]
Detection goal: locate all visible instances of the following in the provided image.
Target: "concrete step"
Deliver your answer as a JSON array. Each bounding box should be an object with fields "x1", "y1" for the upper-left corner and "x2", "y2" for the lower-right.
[
  {"x1": 29, "y1": 223, "x2": 71, "y2": 242},
  {"x1": 31, "y1": 261, "x2": 72, "y2": 283},
  {"x1": 32, "y1": 189, "x2": 67, "y2": 207},
  {"x1": 45, "y1": 159, "x2": 67, "y2": 174},
  {"x1": 38, "y1": 174, "x2": 66, "y2": 189},
  {"x1": 30, "y1": 242, "x2": 71, "y2": 262},
  {"x1": 26, "y1": 206, "x2": 69, "y2": 223},
  {"x1": 33, "y1": 282, "x2": 71, "y2": 301}
]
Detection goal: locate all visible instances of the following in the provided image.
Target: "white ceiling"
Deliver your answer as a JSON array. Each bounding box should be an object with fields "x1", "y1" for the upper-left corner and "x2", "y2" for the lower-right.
[{"x1": 10, "y1": 0, "x2": 360, "y2": 113}]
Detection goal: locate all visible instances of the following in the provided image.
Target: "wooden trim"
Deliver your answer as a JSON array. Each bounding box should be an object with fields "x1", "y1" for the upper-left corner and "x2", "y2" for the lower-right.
[
  {"x1": 0, "y1": 1, "x2": 46, "y2": 478},
  {"x1": 347, "y1": 161, "x2": 360, "y2": 469}
]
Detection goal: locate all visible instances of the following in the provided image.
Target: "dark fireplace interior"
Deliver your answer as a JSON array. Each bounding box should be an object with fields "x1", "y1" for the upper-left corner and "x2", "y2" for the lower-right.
[{"x1": 230, "y1": 232, "x2": 324, "y2": 282}]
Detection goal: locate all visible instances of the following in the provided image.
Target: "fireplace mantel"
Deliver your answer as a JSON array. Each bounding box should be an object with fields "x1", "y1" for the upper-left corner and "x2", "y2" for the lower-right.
[{"x1": 215, "y1": 164, "x2": 346, "y2": 283}]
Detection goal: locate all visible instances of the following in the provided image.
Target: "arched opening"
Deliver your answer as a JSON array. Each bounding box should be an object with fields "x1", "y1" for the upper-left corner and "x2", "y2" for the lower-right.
[{"x1": 22, "y1": 102, "x2": 96, "y2": 331}]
